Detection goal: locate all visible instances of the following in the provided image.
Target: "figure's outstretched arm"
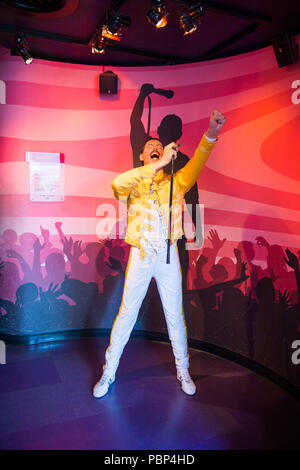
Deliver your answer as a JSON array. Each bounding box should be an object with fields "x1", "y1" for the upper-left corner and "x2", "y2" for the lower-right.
[{"x1": 175, "y1": 110, "x2": 226, "y2": 194}]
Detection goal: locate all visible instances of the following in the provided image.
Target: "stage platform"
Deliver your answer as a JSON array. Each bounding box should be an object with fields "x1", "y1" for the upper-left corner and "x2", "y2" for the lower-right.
[{"x1": 0, "y1": 336, "x2": 300, "y2": 450}]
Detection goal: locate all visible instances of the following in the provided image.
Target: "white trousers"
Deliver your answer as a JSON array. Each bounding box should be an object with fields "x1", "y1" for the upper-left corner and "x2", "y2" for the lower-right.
[{"x1": 104, "y1": 242, "x2": 189, "y2": 374}]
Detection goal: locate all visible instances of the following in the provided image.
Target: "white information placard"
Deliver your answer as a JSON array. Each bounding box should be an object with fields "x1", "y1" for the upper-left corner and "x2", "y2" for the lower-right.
[{"x1": 26, "y1": 152, "x2": 65, "y2": 202}]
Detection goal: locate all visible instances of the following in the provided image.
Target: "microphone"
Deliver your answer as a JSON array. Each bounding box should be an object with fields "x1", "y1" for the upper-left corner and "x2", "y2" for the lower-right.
[
  {"x1": 152, "y1": 88, "x2": 174, "y2": 99},
  {"x1": 172, "y1": 143, "x2": 180, "y2": 159}
]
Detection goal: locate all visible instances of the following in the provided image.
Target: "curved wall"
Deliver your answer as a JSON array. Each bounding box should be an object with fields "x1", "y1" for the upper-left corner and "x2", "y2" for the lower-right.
[{"x1": 0, "y1": 38, "x2": 300, "y2": 388}]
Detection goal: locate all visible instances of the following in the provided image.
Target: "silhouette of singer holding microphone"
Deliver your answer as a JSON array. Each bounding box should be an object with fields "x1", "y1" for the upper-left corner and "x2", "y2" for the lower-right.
[{"x1": 130, "y1": 84, "x2": 203, "y2": 251}]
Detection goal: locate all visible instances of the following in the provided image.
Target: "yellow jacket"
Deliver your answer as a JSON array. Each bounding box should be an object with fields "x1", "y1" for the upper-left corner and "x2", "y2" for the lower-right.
[{"x1": 111, "y1": 134, "x2": 216, "y2": 257}]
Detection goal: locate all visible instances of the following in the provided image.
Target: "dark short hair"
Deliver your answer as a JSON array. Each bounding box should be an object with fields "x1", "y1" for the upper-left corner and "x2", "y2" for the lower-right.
[{"x1": 140, "y1": 136, "x2": 162, "y2": 154}]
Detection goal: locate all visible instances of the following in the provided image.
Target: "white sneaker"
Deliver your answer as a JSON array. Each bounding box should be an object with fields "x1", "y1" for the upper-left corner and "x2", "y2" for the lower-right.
[
  {"x1": 93, "y1": 372, "x2": 115, "y2": 398},
  {"x1": 177, "y1": 369, "x2": 196, "y2": 395}
]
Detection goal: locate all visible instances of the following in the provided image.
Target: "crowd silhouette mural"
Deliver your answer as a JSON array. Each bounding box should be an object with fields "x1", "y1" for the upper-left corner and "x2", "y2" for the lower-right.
[{"x1": 0, "y1": 221, "x2": 299, "y2": 387}]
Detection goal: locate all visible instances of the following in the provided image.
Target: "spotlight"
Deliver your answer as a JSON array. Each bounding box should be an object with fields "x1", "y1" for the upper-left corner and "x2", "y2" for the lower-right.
[
  {"x1": 102, "y1": 11, "x2": 131, "y2": 42},
  {"x1": 16, "y1": 35, "x2": 33, "y2": 64},
  {"x1": 179, "y1": 3, "x2": 205, "y2": 35},
  {"x1": 147, "y1": 0, "x2": 168, "y2": 29},
  {"x1": 90, "y1": 10, "x2": 131, "y2": 55},
  {"x1": 91, "y1": 33, "x2": 106, "y2": 54},
  {"x1": 179, "y1": 12, "x2": 197, "y2": 35},
  {"x1": 101, "y1": 25, "x2": 122, "y2": 42},
  {"x1": 106, "y1": 12, "x2": 131, "y2": 36}
]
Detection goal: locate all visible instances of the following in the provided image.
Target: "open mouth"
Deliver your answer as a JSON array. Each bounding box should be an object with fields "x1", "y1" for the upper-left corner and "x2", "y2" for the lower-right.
[{"x1": 150, "y1": 152, "x2": 160, "y2": 160}]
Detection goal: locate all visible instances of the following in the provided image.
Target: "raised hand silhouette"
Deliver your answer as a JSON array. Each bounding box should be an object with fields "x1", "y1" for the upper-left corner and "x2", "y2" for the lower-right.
[
  {"x1": 39, "y1": 283, "x2": 61, "y2": 304},
  {"x1": 40, "y1": 225, "x2": 50, "y2": 243},
  {"x1": 256, "y1": 236, "x2": 270, "y2": 248},
  {"x1": 278, "y1": 289, "x2": 292, "y2": 310},
  {"x1": 284, "y1": 248, "x2": 299, "y2": 272},
  {"x1": 207, "y1": 229, "x2": 227, "y2": 252},
  {"x1": 62, "y1": 236, "x2": 74, "y2": 258},
  {"x1": 73, "y1": 240, "x2": 83, "y2": 260}
]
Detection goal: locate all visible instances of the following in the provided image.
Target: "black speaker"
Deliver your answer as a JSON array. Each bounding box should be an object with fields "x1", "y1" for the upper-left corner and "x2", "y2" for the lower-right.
[
  {"x1": 272, "y1": 33, "x2": 299, "y2": 68},
  {"x1": 99, "y1": 71, "x2": 118, "y2": 95}
]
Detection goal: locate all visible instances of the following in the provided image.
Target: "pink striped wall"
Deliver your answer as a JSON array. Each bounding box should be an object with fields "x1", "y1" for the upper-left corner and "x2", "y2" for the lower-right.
[{"x1": 0, "y1": 37, "x2": 300, "y2": 295}]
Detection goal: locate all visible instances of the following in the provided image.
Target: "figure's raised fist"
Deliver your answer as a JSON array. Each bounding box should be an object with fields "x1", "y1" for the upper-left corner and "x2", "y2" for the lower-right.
[
  {"x1": 206, "y1": 110, "x2": 226, "y2": 139},
  {"x1": 140, "y1": 83, "x2": 154, "y2": 96}
]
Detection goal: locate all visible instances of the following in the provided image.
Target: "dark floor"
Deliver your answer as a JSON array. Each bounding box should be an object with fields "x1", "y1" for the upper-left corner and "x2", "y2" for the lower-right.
[{"x1": 0, "y1": 336, "x2": 300, "y2": 450}]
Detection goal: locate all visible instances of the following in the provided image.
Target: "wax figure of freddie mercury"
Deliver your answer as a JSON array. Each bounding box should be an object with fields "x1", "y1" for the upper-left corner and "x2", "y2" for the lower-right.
[{"x1": 93, "y1": 110, "x2": 226, "y2": 398}]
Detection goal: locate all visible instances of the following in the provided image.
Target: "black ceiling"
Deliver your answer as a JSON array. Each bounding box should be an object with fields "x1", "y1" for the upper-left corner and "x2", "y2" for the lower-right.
[{"x1": 0, "y1": 0, "x2": 299, "y2": 66}]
